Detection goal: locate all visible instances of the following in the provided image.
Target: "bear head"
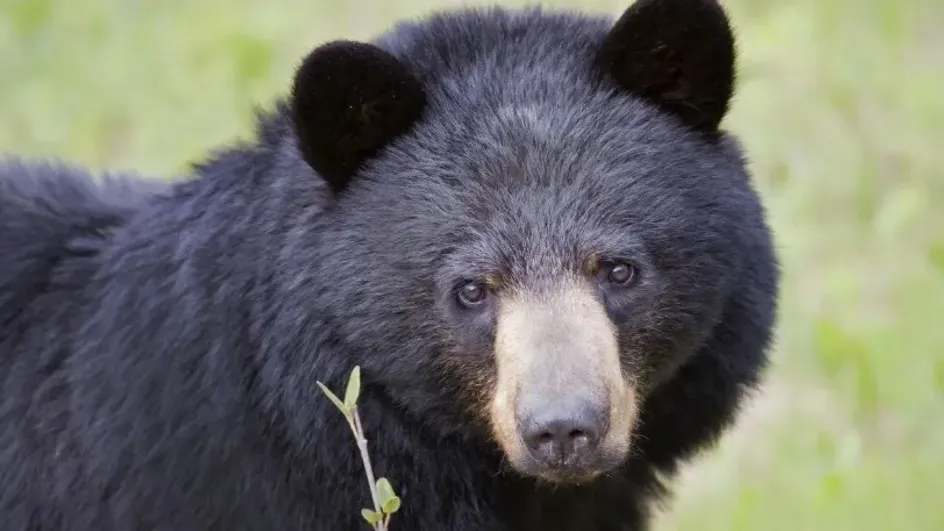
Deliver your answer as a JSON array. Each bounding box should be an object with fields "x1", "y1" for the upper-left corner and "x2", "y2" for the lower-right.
[{"x1": 276, "y1": 0, "x2": 768, "y2": 485}]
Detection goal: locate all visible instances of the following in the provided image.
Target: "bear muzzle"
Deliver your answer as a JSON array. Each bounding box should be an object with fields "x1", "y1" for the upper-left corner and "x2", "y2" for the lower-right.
[{"x1": 489, "y1": 279, "x2": 638, "y2": 484}]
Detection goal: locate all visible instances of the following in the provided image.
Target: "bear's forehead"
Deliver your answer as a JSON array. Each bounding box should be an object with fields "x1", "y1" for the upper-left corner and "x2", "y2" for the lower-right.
[
  {"x1": 402, "y1": 95, "x2": 688, "y2": 207},
  {"x1": 357, "y1": 97, "x2": 699, "y2": 249},
  {"x1": 366, "y1": 7, "x2": 701, "y2": 195},
  {"x1": 345, "y1": 8, "x2": 736, "y2": 267},
  {"x1": 495, "y1": 104, "x2": 555, "y2": 143}
]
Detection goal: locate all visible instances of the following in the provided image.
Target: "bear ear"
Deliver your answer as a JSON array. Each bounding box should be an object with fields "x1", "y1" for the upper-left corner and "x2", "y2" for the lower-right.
[
  {"x1": 290, "y1": 40, "x2": 427, "y2": 196},
  {"x1": 595, "y1": 0, "x2": 736, "y2": 133}
]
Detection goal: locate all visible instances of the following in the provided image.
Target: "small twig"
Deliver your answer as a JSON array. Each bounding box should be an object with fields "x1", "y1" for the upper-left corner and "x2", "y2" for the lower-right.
[
  {"x1": 349, "y1": 408, "x2": 385, "y2": 531},
  {"x1": 317, "y1": 366, "x2": 401, "y2": 530}
]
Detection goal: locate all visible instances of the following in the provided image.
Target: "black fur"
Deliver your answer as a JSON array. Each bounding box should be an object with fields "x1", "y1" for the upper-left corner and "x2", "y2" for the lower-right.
[
  {"x1": 596, "y1": 0, "x2": 736, "y2": 133},
  {"x1": 0, "y1": 2, "x2": 779, "y2": 530}
]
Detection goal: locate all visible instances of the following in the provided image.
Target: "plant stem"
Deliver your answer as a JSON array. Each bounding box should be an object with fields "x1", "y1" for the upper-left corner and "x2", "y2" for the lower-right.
[{"x1": 349, "y1": 407, "x2": 386, "y2": 531}]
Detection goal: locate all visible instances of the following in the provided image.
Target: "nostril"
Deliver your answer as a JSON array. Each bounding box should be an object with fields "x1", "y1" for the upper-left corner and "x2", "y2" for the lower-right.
[
  {"x1": 521, "y1": 412, "x2": 604, "y2": 467},
  {"x1": 533, "y1": 431, "x2": 555, "y2": 448}
]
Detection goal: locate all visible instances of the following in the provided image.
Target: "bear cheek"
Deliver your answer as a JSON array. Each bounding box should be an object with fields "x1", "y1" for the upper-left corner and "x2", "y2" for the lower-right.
[{"x1": 487, "y1": 280, "x2": 639, "y2": 480}]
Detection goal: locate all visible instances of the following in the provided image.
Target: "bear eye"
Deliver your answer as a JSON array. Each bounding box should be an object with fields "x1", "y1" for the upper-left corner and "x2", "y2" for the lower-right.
[
  {"x1": 600, "y1": 260, "x2": 638, "y2": 287},
  {"x1": 456, "y1": 281, "x2": 489, "y2": 307}
]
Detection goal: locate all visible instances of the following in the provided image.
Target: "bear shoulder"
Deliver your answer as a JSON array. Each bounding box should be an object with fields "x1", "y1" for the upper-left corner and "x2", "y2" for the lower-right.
[{"x1": 0, "y1": 159, "x2": 165, "y2": 328}]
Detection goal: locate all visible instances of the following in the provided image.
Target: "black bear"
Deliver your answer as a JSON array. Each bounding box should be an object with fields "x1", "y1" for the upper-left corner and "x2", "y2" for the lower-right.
[{"x1": 0, "y1": 0, "x2": 779, "y2": 529}]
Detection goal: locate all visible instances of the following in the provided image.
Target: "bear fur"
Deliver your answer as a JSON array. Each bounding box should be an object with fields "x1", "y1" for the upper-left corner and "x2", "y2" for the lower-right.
[{"x1": 0, "y1": 1, "x2": 779, "y2": 530}]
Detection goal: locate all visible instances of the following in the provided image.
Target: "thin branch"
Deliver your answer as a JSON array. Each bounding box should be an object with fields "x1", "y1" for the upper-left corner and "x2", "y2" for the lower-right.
[{"x1": 349, "y1": 407, "x2": 386, "y2": 531}]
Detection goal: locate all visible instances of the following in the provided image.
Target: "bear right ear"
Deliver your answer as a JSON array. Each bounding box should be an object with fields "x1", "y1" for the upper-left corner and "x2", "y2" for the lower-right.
[
  {"x1": 595, "y1": 0, "x2": 736, "y2": 134},
  {"x1": 290, "y1": 40, "x2": 427, "y2": 196}
]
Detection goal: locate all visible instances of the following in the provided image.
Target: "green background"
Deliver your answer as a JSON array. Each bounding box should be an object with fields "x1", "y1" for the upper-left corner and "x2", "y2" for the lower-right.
[{"x1": 2, "y1": 0, "x2": 942, "y2": 529}]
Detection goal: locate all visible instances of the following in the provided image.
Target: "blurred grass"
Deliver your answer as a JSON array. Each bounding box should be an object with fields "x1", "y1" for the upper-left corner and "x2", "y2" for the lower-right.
[{"x1": 1, "y1": 0, "x2": 942, "y2": 529}]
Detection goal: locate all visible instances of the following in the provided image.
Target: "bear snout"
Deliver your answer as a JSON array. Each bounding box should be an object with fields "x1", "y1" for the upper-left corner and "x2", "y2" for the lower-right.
[{"x1": 488, "y1": 278, "x2": 637, "y2": 483}]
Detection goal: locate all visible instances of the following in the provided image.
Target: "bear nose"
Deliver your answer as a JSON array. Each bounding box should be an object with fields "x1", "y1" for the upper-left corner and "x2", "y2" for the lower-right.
[{"x1": 518, "y1": 400, "x2": 608, "y2": 468}]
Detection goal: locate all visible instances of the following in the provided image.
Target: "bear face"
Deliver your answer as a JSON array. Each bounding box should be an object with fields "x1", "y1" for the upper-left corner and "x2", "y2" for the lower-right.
[{"x1": 268, "y1": 0, "x2": 775, "y2": 486}]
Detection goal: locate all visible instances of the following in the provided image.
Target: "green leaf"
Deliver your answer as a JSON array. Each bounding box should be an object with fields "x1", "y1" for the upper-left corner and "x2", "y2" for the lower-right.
[
  {"x1": 382, "y1": 495, "x2": 401, "y2": 514},
  {"x1": 361, "y1": 508, "x2": 383, "y2": 525},
  {"x1": 316, "y1": 381, "x2": 349, "y2": 416},
  {"x1": 375, "y1": 477, "x2": 396, "y2": 506},
  {"x1": 344, "y1": 366, "x2": 362, "y2": 408}
]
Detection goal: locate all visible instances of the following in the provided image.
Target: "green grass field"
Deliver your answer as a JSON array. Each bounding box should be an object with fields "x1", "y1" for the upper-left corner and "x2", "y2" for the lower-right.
[{"x1": 2, "y1": 0, "x2": 942, "y2": 529}]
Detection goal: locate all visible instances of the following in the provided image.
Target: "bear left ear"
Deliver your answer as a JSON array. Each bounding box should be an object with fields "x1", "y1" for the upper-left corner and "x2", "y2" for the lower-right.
[
  {"x1": 595, "y1": 0, "x2": 736, "y2": 134},
  {"x1": 290, "y1": 40, "x2": 427, "y2": 196}
]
